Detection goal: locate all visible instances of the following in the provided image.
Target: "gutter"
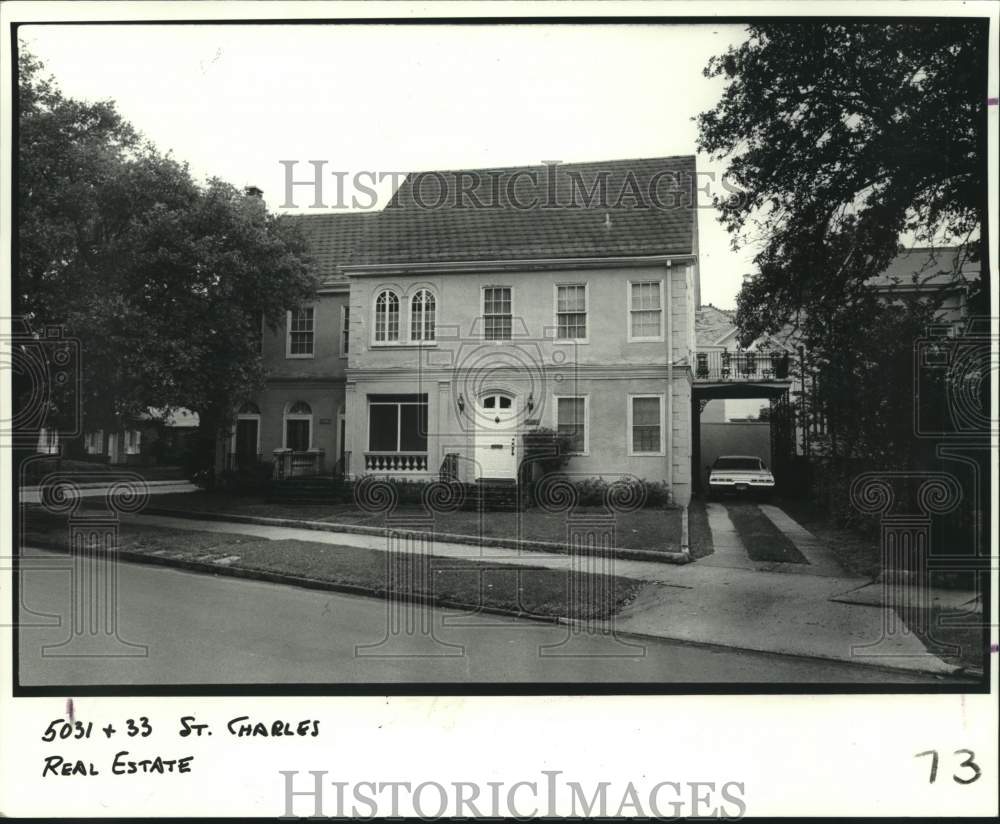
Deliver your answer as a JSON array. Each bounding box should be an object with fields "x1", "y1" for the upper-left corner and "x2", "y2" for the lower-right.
[{"x1": 343, "y1": 253, "x2": 697, "y2": 277}]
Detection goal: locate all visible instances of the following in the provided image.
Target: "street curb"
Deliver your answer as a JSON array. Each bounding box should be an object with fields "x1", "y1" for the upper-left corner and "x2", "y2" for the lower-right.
[
  {"x1": 120, "y1": 505, "x2": 694, "y2": 566},
  {"x1": 23, "y1": 540, "x2": 969, "y2": 680},
  {"x1": 595, "y1": 621, "x2": 971, "y2": 681},
  {"x1": 22, "y1": 539, "x2": 596, "y2": 629}
]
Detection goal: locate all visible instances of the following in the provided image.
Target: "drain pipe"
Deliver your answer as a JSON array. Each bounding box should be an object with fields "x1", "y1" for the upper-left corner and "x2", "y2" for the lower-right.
[
  {"x1": 665, "y1": 260, "x2": 673, "y2": 502},
  {"x1": 665, "y1": 260, "x2": 692, "y2": 563}
]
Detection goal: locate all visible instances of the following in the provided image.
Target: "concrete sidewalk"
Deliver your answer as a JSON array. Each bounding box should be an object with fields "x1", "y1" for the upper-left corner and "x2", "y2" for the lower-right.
[
  {"x1": 119, "y1": 511, "x2": 963, "y2": 676},
  {"x1": 20, "y1": 479, "x2": 198, "y2": 503}
]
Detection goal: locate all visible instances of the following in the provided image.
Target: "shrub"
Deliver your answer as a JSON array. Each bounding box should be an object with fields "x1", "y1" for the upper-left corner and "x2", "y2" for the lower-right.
[
  {"x1": 536, "y1": 476, "x2": 673, "y2": 510},
  {"x1": 519, "y1": 427, "x2": 576, "y2": 484},
  {"x1": 220, "y1": 461, "x2": 274, "y2": 494},
  {"x1": 346, "y1": 476, "x2": 433, "y2": 510}
]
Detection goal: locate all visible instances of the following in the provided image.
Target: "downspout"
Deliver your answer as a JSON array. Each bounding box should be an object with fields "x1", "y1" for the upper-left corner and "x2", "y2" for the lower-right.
[
  {"x1": 663, "y1": 260, "x2": 690, "y2": 563},
  {"x1": 665, "y1": 260, "x2": 673, "y2": 499}
]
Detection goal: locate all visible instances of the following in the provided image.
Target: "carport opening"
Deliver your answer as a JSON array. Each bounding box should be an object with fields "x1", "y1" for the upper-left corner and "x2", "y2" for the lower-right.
[{"x1": 697, "y1": 397, "x2": 772, "y2": 495}]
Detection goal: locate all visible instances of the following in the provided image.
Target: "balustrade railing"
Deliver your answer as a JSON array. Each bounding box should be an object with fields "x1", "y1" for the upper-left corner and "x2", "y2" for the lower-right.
[
  {"x1": 694, "y1": 350, "x2": 791, "y2": 382},
  {"x1": 365, "y1": 452, "x2": 429, "y2": 472},
  {"x1": 272, "y1": 448, "x2": 325, "y2": 479}
]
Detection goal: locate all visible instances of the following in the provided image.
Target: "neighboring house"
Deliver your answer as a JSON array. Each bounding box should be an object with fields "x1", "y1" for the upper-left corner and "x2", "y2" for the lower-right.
[
  {"x1": 36, "y1": 428, "x2": 61, "y2": 455},
  {"x1": 692, "y1": 304, "x2": 792, "y2": 489},
  {"x1": 82, "y1": 408, "x2": 199, "y2": 465},
  {"x1": 81, "y1": 427, "x2": 142, "y2": 463},
  {"x1": 869, "y1": 245, "x2": 977, "y2": 327},
  {"x1": 694, "y1": 303, "x2": 797, "y2": 423},
  {"x1": 692, "y1": 245, "x2": 976, "y2": 475},
  {"x1": 695, "y1": 304, "x2": 738, "y2": 424},
  {"x1": 240, "y1": 156, "x2": 700, "y2": 505}
]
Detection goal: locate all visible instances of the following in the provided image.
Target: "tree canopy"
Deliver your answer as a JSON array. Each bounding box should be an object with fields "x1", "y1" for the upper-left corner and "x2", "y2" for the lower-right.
[
  {"x1": 697, "y1": 21, "x2": 987, "y2": 345},
  {"x1": 17, "y1": 46, "x2": 319, "y2": 463}
]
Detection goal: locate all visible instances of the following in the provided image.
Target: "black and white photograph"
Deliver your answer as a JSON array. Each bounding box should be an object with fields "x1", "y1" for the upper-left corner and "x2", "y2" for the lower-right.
[{"x1": 0, "y1": 1, "x2": 997, "y2": 818}]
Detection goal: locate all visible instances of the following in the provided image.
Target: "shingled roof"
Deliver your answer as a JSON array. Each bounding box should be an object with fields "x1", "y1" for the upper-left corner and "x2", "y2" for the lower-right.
[
  {"x1": 286, "y1": 211, "x2": 377, "y2": 285},
  {"x1": 870, "y1": 246, "x2": 979, "y2": 291},
  {"x1": 347, "y1": 156, "x2": 697, "y2": 267},
  {"x1": 695, "y1": 304, "x2": 736, "y2": 347}
]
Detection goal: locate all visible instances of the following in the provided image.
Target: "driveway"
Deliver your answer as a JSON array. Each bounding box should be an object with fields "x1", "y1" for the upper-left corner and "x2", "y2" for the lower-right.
[{"x1": 696, "y1": 499, "x2": 852, "y2": 577}]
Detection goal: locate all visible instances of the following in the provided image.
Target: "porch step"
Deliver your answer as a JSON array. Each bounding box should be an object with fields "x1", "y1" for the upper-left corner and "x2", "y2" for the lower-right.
[{"x1": 463, "y1": 480, "x2": 523, "y2": 512}]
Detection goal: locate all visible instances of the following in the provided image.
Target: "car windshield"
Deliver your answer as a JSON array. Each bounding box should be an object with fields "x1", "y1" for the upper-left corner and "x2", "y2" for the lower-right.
[{"x1": 713, "y1": 458, "x2": 764, "y2": 471}]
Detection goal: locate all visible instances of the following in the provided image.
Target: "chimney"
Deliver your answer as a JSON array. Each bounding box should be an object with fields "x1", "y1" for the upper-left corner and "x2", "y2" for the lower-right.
[{"x1": 244, "y1": 185, "x2": 264, "y2": 199}]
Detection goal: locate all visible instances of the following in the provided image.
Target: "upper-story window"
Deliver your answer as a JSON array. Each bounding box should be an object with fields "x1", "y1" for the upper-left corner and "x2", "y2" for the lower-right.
[
  {"x1": 628, "y1": 280, "x2": 663, "y2": 341},
  {"x1": 483, "y1": 286, "x2": 512, "y2": 341},
  {"x1": 340, "y1": 306, "x2": 350, "y2": 356},
  {"x1": 556, "y1": 284, "x2": 587, "y2": 340},
  {"x1": 374, "y1": 290, "x2": 400, "y2": 342},
  {"x1": 287, "y1": 307, "x2": 315, "y2": 357},
  {"x1": 410, "y1": 289, "x2": 436, "y2": 342}
]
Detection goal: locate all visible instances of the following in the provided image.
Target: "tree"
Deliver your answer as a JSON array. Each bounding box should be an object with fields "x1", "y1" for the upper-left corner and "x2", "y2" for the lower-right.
[
  {"x1": 17, "y1": 46, "x2": 319, "y2": 471},
  {"x1": 697, "y1": 21, "x2": 987, "y2": 345},
  {"x1": 695, "y1": 22, "x2": 987, "y2": 480}
]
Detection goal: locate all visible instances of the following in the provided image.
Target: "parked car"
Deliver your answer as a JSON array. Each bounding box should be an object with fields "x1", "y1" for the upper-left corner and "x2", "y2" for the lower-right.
[{"x1": 707, "y1": 455, "x2": 775, "y2": 499}]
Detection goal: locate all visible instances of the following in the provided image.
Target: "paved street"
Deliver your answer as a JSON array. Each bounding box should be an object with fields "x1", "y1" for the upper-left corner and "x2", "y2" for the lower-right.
[{"x1": 17, "y1": 549, "x2": 943, "y2": 685}]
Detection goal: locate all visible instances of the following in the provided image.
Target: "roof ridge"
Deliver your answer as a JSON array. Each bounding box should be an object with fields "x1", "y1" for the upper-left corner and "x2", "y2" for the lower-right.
[
  {"x1": 392, "y1": 154, "x2": 696, "y2": 178},
  {"x1": 285, "y1": 210, "x2": 381, "y2": 219}
]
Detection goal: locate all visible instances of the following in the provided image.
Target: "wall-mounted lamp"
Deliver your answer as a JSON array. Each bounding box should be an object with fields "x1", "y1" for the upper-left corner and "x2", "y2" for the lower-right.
[
  {"x1": 527, "y1": 392, "x2": 535, "y2": 413},
  {"x1": 457, "y1": 393, "x2": 465, "y2": 413}
]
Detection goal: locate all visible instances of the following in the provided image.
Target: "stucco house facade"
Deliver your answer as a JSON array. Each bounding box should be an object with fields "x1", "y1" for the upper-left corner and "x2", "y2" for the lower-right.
[
  {"x1": 238, "y1": 212, "x2": 372, "y2": 477},
  {"x1": 237, "y1": 156, "x2": 700, "y2": 506}
]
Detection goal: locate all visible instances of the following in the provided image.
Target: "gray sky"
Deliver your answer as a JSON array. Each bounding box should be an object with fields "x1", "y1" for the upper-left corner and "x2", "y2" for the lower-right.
[{"x1": 21, "y1": 22, "x2": 757, "y2": 308}]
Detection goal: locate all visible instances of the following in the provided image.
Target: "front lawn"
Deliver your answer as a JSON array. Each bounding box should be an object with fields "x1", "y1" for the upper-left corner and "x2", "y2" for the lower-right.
[
  {"x1": 130, "y1": 491, "x2": 684, "y2": 552},
  {"x1": 22, "y1": 512, "x2": 645, "y2": 621},
  {"x1": 772, "y1": 496, "x2": 880, "y2": 577},
  {"x1": 17, "y1": 457, "x2": 188, "y2": 485}
]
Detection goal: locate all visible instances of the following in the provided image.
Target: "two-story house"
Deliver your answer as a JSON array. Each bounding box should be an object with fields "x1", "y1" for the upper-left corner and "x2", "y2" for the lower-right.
[
  {"x1": 239, "y1": 212, "x2": 374, "y2": 476},
  {"x1": 243, "y1": 156, "x2": 700, "y2": 506}
]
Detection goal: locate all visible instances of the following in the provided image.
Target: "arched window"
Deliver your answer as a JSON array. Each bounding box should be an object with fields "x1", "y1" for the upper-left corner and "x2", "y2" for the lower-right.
[
  {"x1": 374, "y1": 290, "x2": 400, "y2": 342},
  {"x1": 285, "y1": 401, "x2": 312, "y2": 451},
  {"x1": 410, "y1": 289, "x2": 436, "y2": 342},
  {"x1": 239, "y1": 401, "x2": 260, "y2": 415}
]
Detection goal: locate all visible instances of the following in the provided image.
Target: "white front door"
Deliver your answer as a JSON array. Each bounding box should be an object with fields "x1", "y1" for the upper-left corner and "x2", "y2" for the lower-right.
[{"x1": 474, "y1": 393, "x2": 517, "y2": 479}]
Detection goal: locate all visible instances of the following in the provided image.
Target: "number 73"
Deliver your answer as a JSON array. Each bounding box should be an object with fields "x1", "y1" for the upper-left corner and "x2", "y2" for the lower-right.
[{"x1": 915, "y1": 749, "x2": 981, "y2": 784}]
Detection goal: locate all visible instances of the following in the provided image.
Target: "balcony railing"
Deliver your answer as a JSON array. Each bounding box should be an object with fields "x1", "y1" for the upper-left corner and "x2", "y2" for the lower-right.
[
  {"x1": 272, "y1": 448, "x2": 325, "y2": 479},
  {"x1": 694, "y1": 350, "x2": 791, "y2": 382},
  {"x1": 365, "y1": 452, "x2": 429, "y2": 472}
]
